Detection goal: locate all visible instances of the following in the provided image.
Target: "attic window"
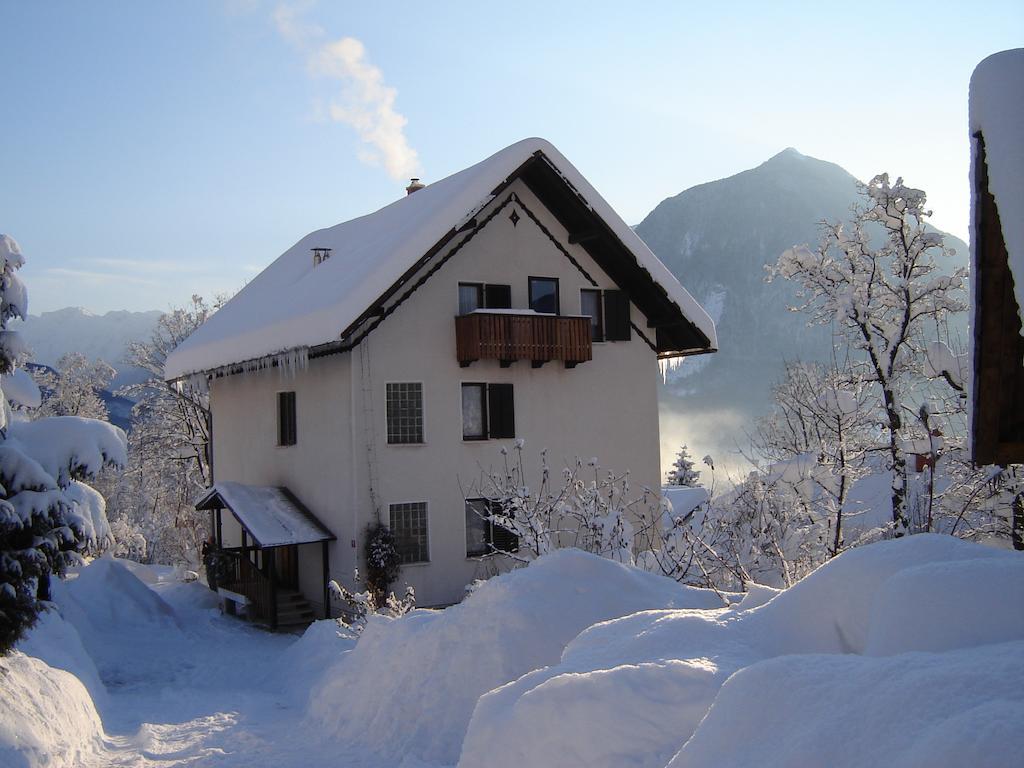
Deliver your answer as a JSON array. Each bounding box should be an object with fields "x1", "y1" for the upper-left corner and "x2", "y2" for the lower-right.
[{"x1": 312, "y1": 247, "x2": 332, "y2": 266}]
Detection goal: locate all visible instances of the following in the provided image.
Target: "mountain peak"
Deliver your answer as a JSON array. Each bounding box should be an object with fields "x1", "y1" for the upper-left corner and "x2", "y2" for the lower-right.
[{"x1": 766, "y1": 147, "x2": 806, "y2": 163}]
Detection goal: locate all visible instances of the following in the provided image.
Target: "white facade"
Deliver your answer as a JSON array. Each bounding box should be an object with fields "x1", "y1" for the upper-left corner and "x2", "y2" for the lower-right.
[
  {"x1": 170, "y1": 138, "x2": 717, "y2": 612},
  {"x1": 211, "y1": 179, "x2": 664, "y2": 607}
]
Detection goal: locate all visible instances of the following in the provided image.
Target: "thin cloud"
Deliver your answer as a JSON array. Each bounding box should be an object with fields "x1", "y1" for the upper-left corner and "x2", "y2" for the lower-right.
[
  {"x1": 87, "y1": 257, "x2": 209, "y2": 274},
  {"x1": 45, "y1": 268, "x2": 160, "y2": 286},
  {"x1": 273, "y1": 3, "x2": 420, "y2": 180}
]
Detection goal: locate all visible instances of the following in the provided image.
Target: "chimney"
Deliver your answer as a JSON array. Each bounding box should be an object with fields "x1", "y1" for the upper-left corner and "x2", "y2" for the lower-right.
[
  {"x1": 312, "y1": 247, "x2": 332, "y2": 266},
  {"x1": 406, "y1": 178, "x2": 425, "y2": 195}
]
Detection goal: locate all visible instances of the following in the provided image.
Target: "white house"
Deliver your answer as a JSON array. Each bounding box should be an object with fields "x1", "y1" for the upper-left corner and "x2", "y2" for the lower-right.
[{"x1": 165, "y1": 138, "x2": 717, "y2": 626}]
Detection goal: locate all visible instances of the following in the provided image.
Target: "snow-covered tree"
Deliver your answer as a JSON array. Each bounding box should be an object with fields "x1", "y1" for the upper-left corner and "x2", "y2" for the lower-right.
[
  {"x1": 770, "y1": 175, "x2": 967, "y2": 536},
  {"x1": 666, "y1": 444, "x2": 701, "y2": 487},
  {"x1": 752, "y1": 361, "x2": 873, "y2": 558},
  {"x1": 0, "y1": 234, "x2": 126, "y2": 653},
  {"x1": 33, "y1": 352, "x2": 115, "y2": 420},
  {"x1": 101, "y1": 295, "x2": 222, "y2": 566}
]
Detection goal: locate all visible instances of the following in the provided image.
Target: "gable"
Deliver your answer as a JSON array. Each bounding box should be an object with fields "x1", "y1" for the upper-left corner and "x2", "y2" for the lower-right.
[{"x1": 165, "y1": 138, "x2": 716, "y2": 381}]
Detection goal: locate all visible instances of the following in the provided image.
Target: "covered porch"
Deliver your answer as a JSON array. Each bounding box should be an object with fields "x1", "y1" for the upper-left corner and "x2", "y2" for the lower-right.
[{"x1": 197, "y1": 482, "x2": 336, "y2": 631}]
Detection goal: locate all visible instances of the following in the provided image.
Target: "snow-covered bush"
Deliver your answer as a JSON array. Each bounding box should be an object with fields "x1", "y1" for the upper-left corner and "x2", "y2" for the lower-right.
[
  {"x1": 363, "y1": 521, "x2": 401, "y2": 602},
  {"x1": 0, "y1": 234, "x2": 126, "y2": 654},
  {"x1": 468, "y1": 441, "x2": 647, "y2": 563}
]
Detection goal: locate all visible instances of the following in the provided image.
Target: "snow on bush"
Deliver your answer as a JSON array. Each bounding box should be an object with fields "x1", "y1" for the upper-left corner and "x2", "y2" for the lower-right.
[
  {"x1": 458, "y1": 535, "x2": 1022, "y2": 768},
  {"x1": 7, "y1": 417, "x2": 127, "y2": 489},
  {"x1": 309, "y1": 548, "x2": 726, "y2": 766},
  {"x1": 0, "y1": 651, "x2": 106, "y2": 768}
]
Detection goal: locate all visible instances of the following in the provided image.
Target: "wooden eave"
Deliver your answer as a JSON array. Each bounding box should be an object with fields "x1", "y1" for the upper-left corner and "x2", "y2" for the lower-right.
[
  {"x1": 517, "y1": 153, "x2": 714, "y2": 357},
  {"x1": 971, "y1": 131, "x2": 1024, "y2": 466}
]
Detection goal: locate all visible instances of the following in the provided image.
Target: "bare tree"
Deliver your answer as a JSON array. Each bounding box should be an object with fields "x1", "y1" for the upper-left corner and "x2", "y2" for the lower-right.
[
  {"x1": 103, "y1": 295, "x2": 225, "y2": 565},
  {"x1": 770, "y1": 175, "x2": 967, "y2": 535}
]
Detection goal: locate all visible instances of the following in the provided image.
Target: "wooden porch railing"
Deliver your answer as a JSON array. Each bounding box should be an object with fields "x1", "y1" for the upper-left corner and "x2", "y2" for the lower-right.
[
  {"x1": 214, "y1": 547, "x2": 277, "y2": 629},
  {"x1": 455, "y1": 312, "x2": 592, "y2": 367}
]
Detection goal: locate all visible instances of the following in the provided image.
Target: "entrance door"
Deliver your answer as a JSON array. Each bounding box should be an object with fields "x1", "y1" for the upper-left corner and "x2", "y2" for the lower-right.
[{"x1": 276, "y1": 545, "x2": 299, "y2": 590}]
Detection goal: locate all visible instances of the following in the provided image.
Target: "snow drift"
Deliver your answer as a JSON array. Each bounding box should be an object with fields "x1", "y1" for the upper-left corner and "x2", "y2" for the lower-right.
[
  {"x1": 670, "y1": 642, "x2": 1024, "y2": 768},
  {"x1": 458, "y1": 535, "x2": 1024, "y2": 768},
  {"x1": 309, "y1": 548, "x2": 726, "y2": 766},
  {"x1": 0, "y1": 652, "x2": 106, "y2": 768}
]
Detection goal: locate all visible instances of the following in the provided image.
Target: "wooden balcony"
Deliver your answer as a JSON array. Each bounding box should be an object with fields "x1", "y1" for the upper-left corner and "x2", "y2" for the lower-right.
[{"x1": 456, "y1": 311, "x2": 592, "y2": 368}]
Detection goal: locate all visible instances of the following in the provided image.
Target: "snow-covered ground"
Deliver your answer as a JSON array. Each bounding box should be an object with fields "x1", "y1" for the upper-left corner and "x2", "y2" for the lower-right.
[
  {"x1": 3, "y1": 558, "x2": 356, "y2": 767},
  {"x1": 3, "y1": 540, "x2": 1023, "y2": 767}
]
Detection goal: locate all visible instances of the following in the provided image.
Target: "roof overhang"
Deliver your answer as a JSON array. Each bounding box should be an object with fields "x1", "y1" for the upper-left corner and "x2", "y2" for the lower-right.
[
  {"x1": 165, "y1": 138, "x2": 717, "y2": 381},
  {"x1": 196, "y1": 482, "x2": 335, "y2": 548},
  {"x1": 516, "y1": 152, "x2": 715, "y2": 357}
]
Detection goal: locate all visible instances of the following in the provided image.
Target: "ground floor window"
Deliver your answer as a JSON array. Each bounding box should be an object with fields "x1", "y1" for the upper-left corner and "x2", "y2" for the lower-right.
[
  {"x1": 465, "y1": 498, "x2": 519, "y2": 556},
  {"x1": 390, "y1": 501, "x2": 429, "y2": 563}
]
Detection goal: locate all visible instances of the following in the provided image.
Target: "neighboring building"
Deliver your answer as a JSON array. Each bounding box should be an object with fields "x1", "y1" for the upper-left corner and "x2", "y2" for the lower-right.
[
  {"x1": 969, "y1": 49, "x2": 1024, "y2": 466},
  {"x1": 165, "y1": 138, "x2": 717, "y2": 625}
]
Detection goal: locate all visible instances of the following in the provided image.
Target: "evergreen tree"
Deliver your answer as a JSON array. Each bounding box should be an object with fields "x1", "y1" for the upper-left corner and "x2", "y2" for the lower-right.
[
  {"x1": 0, "y1": 234, "x2": 127, "y2": 654},
  {"x1": 666, "y1": 444, "x2": 701, "y2": 486}
]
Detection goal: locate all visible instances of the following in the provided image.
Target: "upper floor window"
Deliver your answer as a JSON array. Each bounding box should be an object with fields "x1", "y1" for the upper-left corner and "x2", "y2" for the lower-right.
[
  {"x1": 390, "y1": 501, "x2": 429, "y2": 563},
  {"x1": 580, "y1": 289, "x2": 604, "y2": 342},
  {"x1": 580, "y1": 289, "x2": 631, "y2": 342},
  {"x1": 277, "y1": 391, "x2": 297, "y2": 446},
  {"x1": 528, "y1": 277, "x2": 559, "y2": 314},
  {"x1": 386, "y1": 382, "x2": 424, "y2": 444},
  {"x1": 462, "y1": 383, "x2": 514, "y2": 440},
  {"x1": 459, "y1": 282, "x2": 511, "y2": 314}
]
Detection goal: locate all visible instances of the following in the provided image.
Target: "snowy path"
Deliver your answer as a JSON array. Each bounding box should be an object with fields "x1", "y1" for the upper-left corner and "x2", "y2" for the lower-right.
[{"x1": 69, "y1": 577, "x2": 358, "y2": 767}]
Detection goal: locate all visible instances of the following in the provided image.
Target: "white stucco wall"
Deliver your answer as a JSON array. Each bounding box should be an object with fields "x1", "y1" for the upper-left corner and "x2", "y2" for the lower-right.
[{"x1": 208, "y1": 178, "x2": 664, "y2": 607}]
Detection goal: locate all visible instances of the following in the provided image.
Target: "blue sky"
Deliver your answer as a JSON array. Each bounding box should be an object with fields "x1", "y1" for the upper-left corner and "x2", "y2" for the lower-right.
[{"x1": 3, "y1": 1, "x2": 1021, "y2": 313}]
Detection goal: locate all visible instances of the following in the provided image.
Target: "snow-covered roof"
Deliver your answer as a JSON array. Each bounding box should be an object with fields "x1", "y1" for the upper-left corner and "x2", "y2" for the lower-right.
[
  {"x1": 195, "y1": 482, "x2": 334, "y2": 548},
  {"x1": 970, "y1": 49, "x2": 1024, "y2": 330},
  {"x1": 165, "y1": 138, "x2": 717, "y2": 380}
]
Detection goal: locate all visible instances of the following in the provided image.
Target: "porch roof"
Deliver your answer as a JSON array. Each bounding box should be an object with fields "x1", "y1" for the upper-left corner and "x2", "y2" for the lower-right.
[{"x1": 195, "y1": 482, "x2": 335, "y2": 548}]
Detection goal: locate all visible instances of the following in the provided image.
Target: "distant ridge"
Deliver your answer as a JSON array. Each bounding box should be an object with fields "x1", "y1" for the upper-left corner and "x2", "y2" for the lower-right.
[
  {"x1": 19, "y1": 307, "x2": 162, "y2": 393},
  {"x1": 636, "y1": 149, "x2": 968, "y2": 472}
]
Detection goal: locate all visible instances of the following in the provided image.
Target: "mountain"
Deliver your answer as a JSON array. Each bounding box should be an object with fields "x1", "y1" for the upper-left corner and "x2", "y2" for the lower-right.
[
  {"x1": 19, "y1": 307, "x2": 162, "y2": 391},
  {"x1": 636, "y1": 149, "x2": 969, "y2": 476}
]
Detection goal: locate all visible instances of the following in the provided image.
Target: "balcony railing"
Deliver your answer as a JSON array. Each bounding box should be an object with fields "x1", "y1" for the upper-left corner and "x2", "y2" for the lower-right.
[{"x1": 455, "y1": 311, "x2": 592, "y2": 368}]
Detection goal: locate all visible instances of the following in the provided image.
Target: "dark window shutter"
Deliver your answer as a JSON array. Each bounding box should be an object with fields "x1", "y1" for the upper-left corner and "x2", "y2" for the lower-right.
[
  {"x1": 490, "y1": 521, "x2": 519, "y2": 552},
  {"x1": 484, "y1": 284, "x2": 512, "y2": 309},
  {"x1": 487, "y1": 384, "x2": 515, "y2": 438},
  {"x1": 604, "y1": 290, "x2": 631, "y2": 341},
  {"x1": 485, "y1": 499, "x2": 519, "y2": 553}
]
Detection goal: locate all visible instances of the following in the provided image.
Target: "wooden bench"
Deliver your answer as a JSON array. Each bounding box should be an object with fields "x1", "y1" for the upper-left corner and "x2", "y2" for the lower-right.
[{"x1": 217, "y1": 587, "x2": 250, "y2": 618}]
